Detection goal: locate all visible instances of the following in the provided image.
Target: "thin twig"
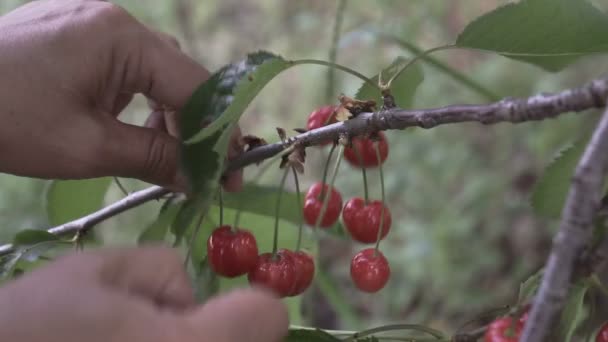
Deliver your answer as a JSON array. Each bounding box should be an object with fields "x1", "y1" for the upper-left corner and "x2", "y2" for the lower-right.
[
  {"x1": 0, "y1": 186, "x2": 169, "y2": 256},
  {"x1": 521, "y1": 104, "x2": 608, "y2": 342},
  {"x1": 0, "y1": 77, "x2": 607, "y2": 257},
  {"x1": 325, "y1": 0, "x2": 348, "y2": 103}
]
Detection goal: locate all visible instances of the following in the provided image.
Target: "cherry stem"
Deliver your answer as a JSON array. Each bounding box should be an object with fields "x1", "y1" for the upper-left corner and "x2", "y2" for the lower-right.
[
  {"x1": 113, "y1": 177, "x2": 129, "y2": 196},
  {"x1": 233, "y1": 153, "x2": 283, "y2": 228},
  {"x1": 315, "y1": 146, "x2": 344, "y2": 230},
  {"x1": 292, "y1": 59, "x2": 378, "y2": 90},
  {"x1": 183, "y1": 209, "x2": 207, "y2": 268},
  {"x1": 591, "y1": 274, "x2": 608, "y2": 297},
  {"x1": 351, "y1": 143, "x2": 369, "y2": 203},
  {"x1": 373, "y1": 142, "x2": 386, "y2": 255},
  {"x1": 218, "y1": 187, "x2": 224, "y2": 228},
  {"x1": 320, "y1": 143, "x2": 338, "y2": 199},
  {"x1": 292, "y1": 167, "x2": 304, "y2": 251},
  {"x1": 385, "y1": 44, "x2": 455, "y2": 89},
  {"x1": 342, "y1": 323, "x2": 446, "y2": 342},
  {"x1": 273, "y1": 167, "x2": 290, "y2": 256}
]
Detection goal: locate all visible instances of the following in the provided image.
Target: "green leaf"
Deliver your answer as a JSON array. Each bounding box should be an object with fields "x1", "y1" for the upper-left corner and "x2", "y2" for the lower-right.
[
  {"x1": 138, "y1": 201, "x2": 182, "y2": 244},
  {"x1": 191, "y1": 257, "x2": 219, "y2": 303},
  {"x1": 355, "y1": 56, "x2": 424, "y2": 109},
  {"x1": 13, "y1": 230, "x2": 59, "y2": 246},
  {"x1": 456, "y1": 0, "x2": 608, "y2": 71},
  {"x1": 556, "y1": 280, "x2": 589, "y2": 342},
  {"x1": 171, "y1": 197, "x2": 208, "y2": 247},
  {"x1": 183, "y1": 53, "x2": 291, "y2": 145},
  {"x1": 518, "y1": 270, "x2": 543, "y2": 304},
  {"x1": 285, "y1": 329, "x2": 341, "y2": 342},
  {"x1": 175, "y1": 52, "x2": 286, "y2": 240},
  {"x1": 1, "y1": 242, "x2": 61, "y2": 280},
  {"x1": 46, "y1": 178, "x2": 112, "y2": 225},
  {"x1": 531, "y1": 141, "x2": 587, "y2": 218}
]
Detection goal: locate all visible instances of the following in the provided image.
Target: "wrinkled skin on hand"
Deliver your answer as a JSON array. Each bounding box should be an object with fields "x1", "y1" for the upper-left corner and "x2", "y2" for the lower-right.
[
  {"x1": 0, "y1": 247, "x2": 289, "y2": 342},
  {"x1": 0, "y1": 2, "x2": 285, "y2": 342},
  {"x1": 0, "y1": 0, "x2": 243, "y2": 192}
]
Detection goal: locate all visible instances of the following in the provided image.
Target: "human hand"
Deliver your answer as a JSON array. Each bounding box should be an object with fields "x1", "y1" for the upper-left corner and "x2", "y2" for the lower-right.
[
  {"x1": 0, "y1": 0, "x2": 242, "y2": 192},
  {"x1": 0, "y1": 246, "x2": 288, "y2": 342}
]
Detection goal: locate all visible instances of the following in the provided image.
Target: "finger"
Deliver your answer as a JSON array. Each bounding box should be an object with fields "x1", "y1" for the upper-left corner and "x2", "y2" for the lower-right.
[
  {"x1": 104, "y1": 118, "x2": 188, "y2": 191},
  {"x1": 144, "y1": 110, "x2": 168, "y2": 132},
  {"x1": 129, "y1": 29, "x2": 209, "y2": 111},
  {"x1": 185, "y1": 288, "x2": 289, "y2": 342},
  {"x1": 111, "y1": 93, "x2": 134, "y2": 116},
  {"x1": 223, "y1": 126, "x2": 244, "y2": 192},
  {"x1": 86, "y1": 246, "x2": 195, "y2": 310}
]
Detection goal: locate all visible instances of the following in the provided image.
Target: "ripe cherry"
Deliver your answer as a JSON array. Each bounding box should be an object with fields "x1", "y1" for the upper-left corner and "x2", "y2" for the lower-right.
[
  {"x1": 344, "y1": 132, "x2": 389, "y2": 168},
  {"x1": 303, "y1": 182, "x2": 343, "y2": 228},
  {"x1": 248, "y1": 250, "x2": 296, "y2": 298},
  {"x1": 350, "y1": 248, "x2": 390, "y2": 293},
  {"x1": 342, "y1": 198, "x2": 392, "y2": 243},
  {"x1": 287, "y1": 250, "x2": 315, "y2": 296},
  {"x1": 484, "y1": 317, "x2": 522, "y2": 342},
  {"x1": 597, "y1": 321, "x2": 608, "y2": 342},
  {"x1": 307, "y1": 105, "x2": 337, "y2": 146},
  {"x1": 207, "y1": 225, "x2": 258, "y2": 278}
]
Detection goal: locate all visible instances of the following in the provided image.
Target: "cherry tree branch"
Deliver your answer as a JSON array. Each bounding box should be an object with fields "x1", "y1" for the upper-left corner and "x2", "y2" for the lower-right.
[
  {"x1": 520, "y1": 104, "x2": 608, "y2": 342},
  {"x1": 0, "y1": 186, "x2": 170, "y2": 256},
  {"x1": 227, "y1": 77, "x2": 608, "y2": 171},
  {"x1": 1, "y1": 77, "x2": 607, "y2": 257}
]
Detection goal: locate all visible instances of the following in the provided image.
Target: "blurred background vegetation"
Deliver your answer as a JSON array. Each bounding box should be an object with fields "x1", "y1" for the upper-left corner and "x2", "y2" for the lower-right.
[{"x1": 2, "y1": 0, "x2": 608, "y2": 334}]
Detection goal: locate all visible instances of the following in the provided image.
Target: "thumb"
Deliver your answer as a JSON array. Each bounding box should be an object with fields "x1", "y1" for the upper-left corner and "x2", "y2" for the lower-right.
[
  {"x1": 105, "y1": 119, "x2": 186, "y2": 190},
  {"x1": 130, "y1": 30, "x2": 210, "y2": 111},
  {"x1": 183, "y1": 288, "x2": 289, "y2": 342}
]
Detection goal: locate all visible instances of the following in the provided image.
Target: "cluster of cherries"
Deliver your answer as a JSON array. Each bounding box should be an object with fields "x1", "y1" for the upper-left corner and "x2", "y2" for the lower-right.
[
  {"x1": 205, "y1": 104, "x2": 392, "y2": 298},
  {"x1": 207, "y1": 225, "x2": 315, "y2": 297},
  {"x1": 303, "y1": 105, "x2": 392, "y2": 293},
  {"x1": 484, "y1": 306, "x2": 608, "y2": 342}
]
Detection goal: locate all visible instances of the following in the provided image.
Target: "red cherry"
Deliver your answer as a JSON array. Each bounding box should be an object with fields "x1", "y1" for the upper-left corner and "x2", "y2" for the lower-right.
[
  {"x1": 207, "y1": 225, "x2": 258, "y2": 278},
  {"x1": 350, "y1": 248, "x2": 390, "y2": 293},
  {"x1": 342, "y1": 198, "x2": 391, "y2": 243},
  {"x1": 248, "y1": 250, "x2": 296, "y2": 298},
  {"x1": 517, "y1": 306, "x2": 529, "y2": 328},
  {"x1": 287, "y1": 250, "x2": 315, "y2": 296},
  {"x1": 303, "y1": 182, "x2": 343, "y2": 228},
  {"x1": 597, "y1": 322, "x2": 608, "y2": 342},
  {"x1": 307, "y1": 105, "x2": 337, "y2": 146},
  {"x1": 484, "y1": 317, "x2": 522, "y2": 342},
  {"x1": 344, "y1": 132, "x2": 389, "y2": 168}
]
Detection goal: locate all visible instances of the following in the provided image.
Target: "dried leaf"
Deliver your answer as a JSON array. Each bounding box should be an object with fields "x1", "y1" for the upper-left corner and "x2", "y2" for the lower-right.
[
  {"x1": 335, "y1": 106, "x2": 353, "y2": 122},
  {"x1": 293, "y1": 128, "x2": 308, "y2": 134},
  {"x1": 279, "y1": 146, "x2": 306, "y2": 173},
  {"x1": 276, "y1": 127, "x2": 287, "y2": 142},
  {"x1": 241, "y1": 135, "x2": 267, "y2": 153},
  {"x1": 338, "y1": 94, "x2": 376, "y2": 117}
]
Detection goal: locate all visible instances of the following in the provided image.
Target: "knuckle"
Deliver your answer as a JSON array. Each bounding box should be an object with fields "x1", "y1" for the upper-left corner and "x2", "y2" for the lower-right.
[
  {"x1": 90, "y1": 1, "x2": 130, "y2": 24},
  {"x1": 143, "y1": 133, "x2": 177, "y2": 184}
]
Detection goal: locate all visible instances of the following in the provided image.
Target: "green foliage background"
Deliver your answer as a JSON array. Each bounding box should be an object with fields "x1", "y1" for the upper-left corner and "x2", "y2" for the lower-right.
[{"x1": 2, "y1": 0, "x2": 608, "y2": 334}]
